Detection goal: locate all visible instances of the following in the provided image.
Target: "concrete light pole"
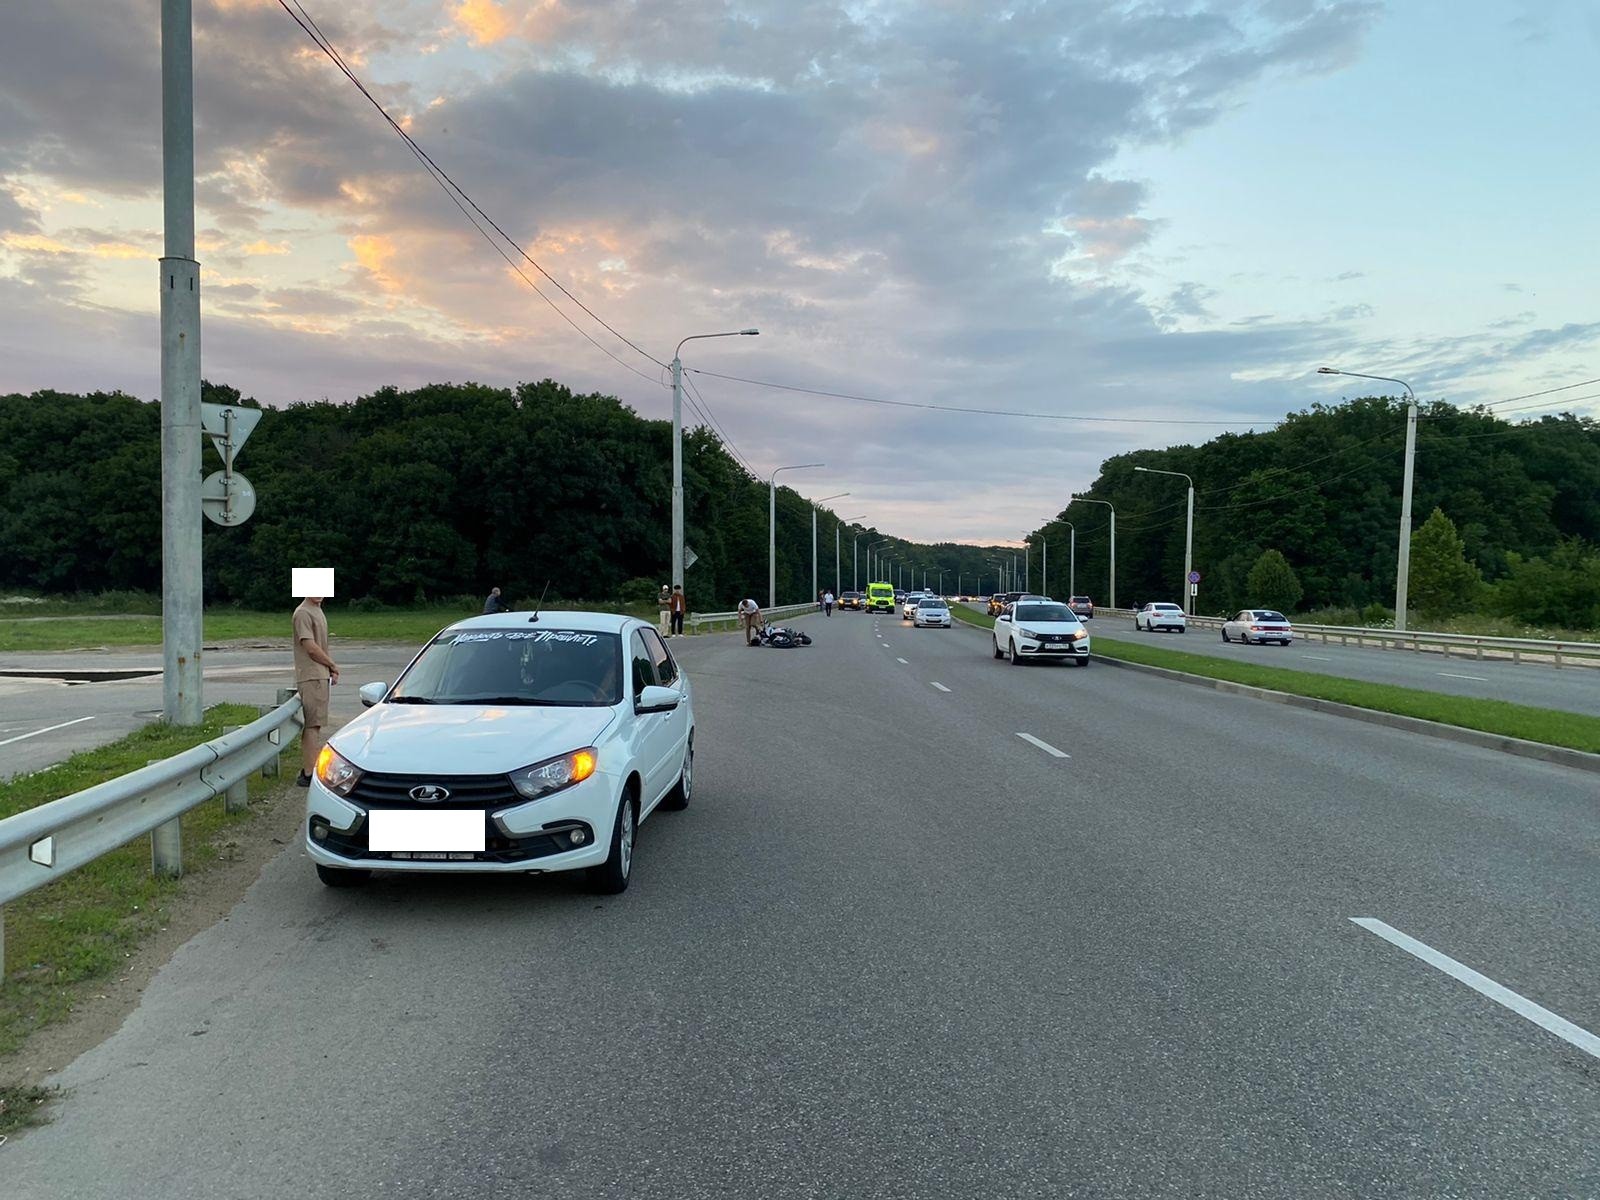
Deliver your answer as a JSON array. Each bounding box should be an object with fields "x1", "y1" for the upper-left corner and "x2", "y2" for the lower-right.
[
  {"x1": 839, "y1": 515, "x2": 865, "y2": 595},
  {"x1": 1319, "y1": 366, "x2": 1418, "y2": 630},
  {"x1": 161, "y1": 0, "x2": 203, "y2": 725},
  {"x1": 1070, "y1": 497, "x2": 1115, "y2": 610},
  {"x1": 672, "y1": 329, "x2": 758, "y2": 594},
  {"x1": 811, "y1": 492, "x2": 849, "y2": 605},
  {"x1": 770, "y1": 464, "x2": 823, "y2": 609},
  {"x1": 1134, "y1": 466, "x2": 1195, "y2": 614}
]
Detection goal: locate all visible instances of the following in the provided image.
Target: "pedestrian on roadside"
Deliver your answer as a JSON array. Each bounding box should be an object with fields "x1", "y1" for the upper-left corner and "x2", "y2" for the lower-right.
[
  {"x1": 292, "y1": 594, "x2": 339, "y2": 787},
  {"x1": 658, "y1": 584, "x2": 672, "y2": 638},
  {"x1": 737, "y1": 597, "x2": 763, "y2": 645},
  {"x1": 482, "y1": 586, "x2": 506, "y2": 615},
  {"x1": 670, "y1": 584, "x2": 686, "y2": 637},
  {"x1": 823, "y1": 590, "x2": 835, "y2": 617}
]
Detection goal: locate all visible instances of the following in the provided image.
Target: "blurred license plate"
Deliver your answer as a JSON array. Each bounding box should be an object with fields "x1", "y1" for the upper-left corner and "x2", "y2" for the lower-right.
[{"x1": 368, "y1": 810, "x2": 485, "y2": 852}]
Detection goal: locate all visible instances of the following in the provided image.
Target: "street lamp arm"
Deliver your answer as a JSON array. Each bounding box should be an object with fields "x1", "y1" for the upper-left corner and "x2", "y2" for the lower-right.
[
  {"x1": 1317, "y1": 366, "x2": 1415, "y2": 402},
  {"x1": 676, "y1": 329, "x2": 760, "y2": 360},
  {"x1": 1133, "y1": 465, "x2": 1193, "y2": 486}
]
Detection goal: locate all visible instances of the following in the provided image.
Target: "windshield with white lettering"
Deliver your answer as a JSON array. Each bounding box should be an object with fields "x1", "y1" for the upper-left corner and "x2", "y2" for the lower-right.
[{"x1": 388, "y1": 629, "x2": 623, "y2": 706}]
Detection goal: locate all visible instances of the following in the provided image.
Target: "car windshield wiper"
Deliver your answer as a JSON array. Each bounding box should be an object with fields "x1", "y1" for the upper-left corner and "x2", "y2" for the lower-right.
[
  {"x1": 386, "y1": 695, "x2": 441, "y2": 704},
  {"x1": 446, "y1": 695, "x2": 569, "y2": 706}
]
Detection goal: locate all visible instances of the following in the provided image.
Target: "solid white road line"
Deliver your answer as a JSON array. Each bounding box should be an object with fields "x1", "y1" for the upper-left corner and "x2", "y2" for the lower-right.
[
  {"x1": 1301, "y1": 654, "x2": 1333, "y2": 661},
  {"x1": 1015, "y1": 732, "x2": 1069, "y2": 759},
  {"x1": 0, "y1": 714, "x2": 98, "y2": 748},
  {"x1": 1438, "y1": 672, "x2": 1490, "y2": 682},
  {"x1": 930, "y1": 682, "x2": 951, "y2": 692},
  {"x1": 896, "y1": 657, "x2": 908, "y2": 664},
  {"x1": 1351, "y1": 918, "x2": 1600, "y2": 1061}
]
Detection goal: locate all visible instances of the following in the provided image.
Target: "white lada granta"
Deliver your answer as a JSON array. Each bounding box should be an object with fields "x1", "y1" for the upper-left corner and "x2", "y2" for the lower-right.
[{"x1": 305, "y1": 612, "x2": 693, "y2": 894}]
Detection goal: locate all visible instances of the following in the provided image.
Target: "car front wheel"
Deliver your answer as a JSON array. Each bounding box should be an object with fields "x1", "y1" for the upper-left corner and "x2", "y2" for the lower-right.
[
  {"x1": 993, "y1": 638, "x2": 1004, "y2": 659},
  {"x1": 589, "y1": 790, "x2": 637, "y2": 894},
  {"x1": 1009, "y1": 640, "x2": 1024, "y2": 666},
  {"x1": 316, "y1": 864, "x2": 371, "y2": 888}
]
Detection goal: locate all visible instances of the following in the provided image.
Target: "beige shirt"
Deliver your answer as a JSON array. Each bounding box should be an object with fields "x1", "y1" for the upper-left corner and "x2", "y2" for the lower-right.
[{"x1": 292, "y1": 601, "x2": 330, "y2": 682}]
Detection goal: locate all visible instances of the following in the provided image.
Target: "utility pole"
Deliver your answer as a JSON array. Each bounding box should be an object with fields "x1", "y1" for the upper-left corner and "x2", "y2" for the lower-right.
[
  {"x1": 161, "y1": 0, "x2": 203, "y2": 725},
  {"x1": 1396, "y1": 400, "x2": 1418, "y2": 630}
]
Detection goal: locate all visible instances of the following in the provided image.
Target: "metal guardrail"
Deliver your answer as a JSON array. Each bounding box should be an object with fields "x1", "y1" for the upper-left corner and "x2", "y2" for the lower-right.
[
  {"x1": 1097, "y1": 609, "x2": 1600, "y2": 667},
  {"x1": 688, "y1": 601, "x2": 821, "y2": 633},
  {"x1": 0, "y1": 693, "x2": 304, "y2": 967}
]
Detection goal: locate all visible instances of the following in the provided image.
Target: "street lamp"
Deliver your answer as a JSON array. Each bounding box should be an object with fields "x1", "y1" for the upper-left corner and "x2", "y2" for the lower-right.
[
  {"x1": 1069, "y1": 497, "x2": 1115, "y2": 610},
  {"x1": 770, "y1": 463, "x2": 824, "y2": 609},
  {"x1": 1134, "y1": 466, "x2": 1195, "y2": 614},
  {"x1": 840, "y1": 514, "x2": 866, "y2": 595},
  {"x1": 1319, "y1": 366, "x2": 1418, "y2": 631},
  {"x1": 867, "y1": 539, "x2": 890, "y2": 586},
  {"x1": 1060, "y1": 520, "x2": 1075, "y2": 599},
  {"x1": 671, "y1": 328, "x2": 758, "y2": 592},
  {"x1": 811, "y1": 492, "x2": 849, "y2": 605},
  {"x1": 864, "y1": 537, "x2": 888, "y2": 591}
]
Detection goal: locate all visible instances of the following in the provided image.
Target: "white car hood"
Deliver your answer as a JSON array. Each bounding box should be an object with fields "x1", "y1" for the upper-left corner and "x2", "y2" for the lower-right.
[
  {"x1": 332, "y1": 703, "x2": 617, "y2": 775},
  {"x1": 1013, "y1": 620, "x2": 1087, "y2": 636}
]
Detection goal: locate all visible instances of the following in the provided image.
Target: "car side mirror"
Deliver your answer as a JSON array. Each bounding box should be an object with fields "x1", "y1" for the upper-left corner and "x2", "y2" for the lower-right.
[
  {"x1": 359, "y1": 681, "x2": 388, "y2": 708},
  {"x1": 636, "y1": 685, "x2": 681, "y2": 714},
  {"x1": 996, "y1": 614, "x2": 1010, "y2": 623}
]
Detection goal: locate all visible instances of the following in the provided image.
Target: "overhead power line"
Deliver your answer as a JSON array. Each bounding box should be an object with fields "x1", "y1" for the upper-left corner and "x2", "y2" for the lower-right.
[
  {"x1": 276, "y1": 1, "x2": 666, "y2": 387},
  {"x1": 1476, "y1": 376, "x2": 1600, "y2": 409},
  {"x1": 686, "y1": 368, "x2": 1276, "y2": 427}
]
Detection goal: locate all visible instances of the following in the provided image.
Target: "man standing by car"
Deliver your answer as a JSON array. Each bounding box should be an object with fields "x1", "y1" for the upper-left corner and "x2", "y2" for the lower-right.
[
  {"x1": 738, "y1": 597, "x2": 763, "y2": 645},
  {"x1": 658, "y1": 584, "x2": 672, "y2": 638},
  {"x1": 293, "y1": 595, "x2": 339, "y2": 787},
  {"x1": 669, "y1": 583, "x2": 687, "y2": 637}
]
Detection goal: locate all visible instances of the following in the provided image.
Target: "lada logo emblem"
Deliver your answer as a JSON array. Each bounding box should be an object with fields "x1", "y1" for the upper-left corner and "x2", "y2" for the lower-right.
[{"x1": 410, "y1": 784, "x2": 450, "y2": 803}]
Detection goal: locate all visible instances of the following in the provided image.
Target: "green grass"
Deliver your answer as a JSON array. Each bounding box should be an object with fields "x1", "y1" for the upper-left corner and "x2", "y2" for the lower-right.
[
  {"x1": 1093, "y1": 638, "x2": 1600, "y2": 754},
  {"x1": 0, "y1": 602, "x2": 669, "y2": 652},
  {"x1": 0, "y1": 1084, "x2": 55, "y2": 1134},
  {"x1": 950, "y1": 606, "x2": 996, "y2": 630},
  {"x1": 1, "y1": 704, "x2": 293, "y2": 1059}
]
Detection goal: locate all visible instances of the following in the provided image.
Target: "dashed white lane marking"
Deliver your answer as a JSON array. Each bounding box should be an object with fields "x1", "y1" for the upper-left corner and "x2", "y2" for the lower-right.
[
  {"x1": 1437, "y1": 672, "x2": 1490, "y2": 682},
  {"x1": 930, "y1": 682, "x2": 951, "y2": 692},
  {"x1": 1351, "y1": 918, "x2": 1600, "y2": 1061},
  {"x1": 1300, "y1": 654, "x2": 1333, "y2": 661},
  {"x1": 0, "y1": 714, "x2": 97, "y2": 748},
  {"x1": 1015, "y1": 732, "x2": 1069, "y2": 759}
]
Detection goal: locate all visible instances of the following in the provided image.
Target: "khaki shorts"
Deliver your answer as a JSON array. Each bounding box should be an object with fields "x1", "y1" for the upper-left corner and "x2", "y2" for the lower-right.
[{"x1": 298, "y1": 677, "x2": 330, "y2": 728}]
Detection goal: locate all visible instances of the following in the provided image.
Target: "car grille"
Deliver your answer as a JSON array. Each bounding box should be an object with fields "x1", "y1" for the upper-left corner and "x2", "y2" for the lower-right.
[
  {"x1": 347, "y1": 772, "x2": 522, "y2": 811},
  {"x1": 312, "y1": 816, "x2": 593, "y2": 864}
]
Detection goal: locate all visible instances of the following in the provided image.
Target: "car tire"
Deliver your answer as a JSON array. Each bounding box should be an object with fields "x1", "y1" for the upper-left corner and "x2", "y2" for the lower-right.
[
  {"x1": 589, "y1": 788, "x2": 636, "y2": 895},
  {"x1": 1178, "y1": 626, "x2": 1186, "y2": 634},
  {"x1": 1221, "y1": 629, "x2": 1230, "y2": 642},
  {"x1": 1075, "y1": 656, "x2": 1089, "y2": 668},
  {"x1": 1009, "y1": 640, "x2": 1024, "y2": 666},
  {"x1": 660, "y1": 734, "x2": 693, "y2": 811},
  {"x1": 993, "y1": 639, "x2": 1004, "y2": 659},
  {"x1": 316, "y1": 864, "x2": 371, "y2": 888}
]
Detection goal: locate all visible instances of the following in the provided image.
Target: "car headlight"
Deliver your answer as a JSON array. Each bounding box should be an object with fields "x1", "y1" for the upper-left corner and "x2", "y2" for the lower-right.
[
  {"x1": 509, "y1": 747, "x2": 599, "y2": 801},
  {"x1": 1070, "y1": 630, "x2": 1088, "y2": 641},
  {"x1": 315, "y1": 745, "x2": 363, "y2": 797},
  {"x1": 1015, "y1": 627, "x2": 1037, "y2": 640}
]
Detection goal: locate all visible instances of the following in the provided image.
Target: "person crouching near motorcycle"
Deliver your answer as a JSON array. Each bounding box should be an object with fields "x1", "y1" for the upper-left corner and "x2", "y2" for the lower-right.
[{"x1": 738, "y1": 597, "x2": 764, "y2": 645}]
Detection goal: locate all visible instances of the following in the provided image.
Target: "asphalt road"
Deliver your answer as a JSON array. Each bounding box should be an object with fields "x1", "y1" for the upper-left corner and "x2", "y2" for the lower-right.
[
  {"x1": 0, "y1": 645, "x2": 420, "y2": 780},
  {"x1": 4, "y1": 611, "x2": 1597, "y2": 1197},
  {"x1": 1019, "y1": 608, "x2": 1600, "y2": 715}
]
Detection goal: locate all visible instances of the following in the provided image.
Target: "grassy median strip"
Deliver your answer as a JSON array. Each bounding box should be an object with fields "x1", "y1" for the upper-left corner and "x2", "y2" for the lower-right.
[
  {"x1": 1, "y1": 704, "x2": 294, "y2": 1059},
  {"x1": 1092, "y1": 639, "x2": 1600, "y2": 754},
  {"x1": 1, "y1": 602, "x2": 674, "y2": 652},
  {"x1": 952, "y1": 605, "x2": 1600, "y2": 753}
]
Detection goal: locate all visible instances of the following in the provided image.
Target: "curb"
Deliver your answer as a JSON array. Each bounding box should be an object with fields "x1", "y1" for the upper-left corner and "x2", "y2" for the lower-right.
[{"x1": 1095, "y1": 654, "x2": 1600, "y2": 775}]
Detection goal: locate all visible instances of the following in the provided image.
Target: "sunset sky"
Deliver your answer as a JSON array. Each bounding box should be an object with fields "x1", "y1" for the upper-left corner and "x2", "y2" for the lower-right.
[{"x1": 2, "y1": 0, "x2": 1597, "y2": 543}]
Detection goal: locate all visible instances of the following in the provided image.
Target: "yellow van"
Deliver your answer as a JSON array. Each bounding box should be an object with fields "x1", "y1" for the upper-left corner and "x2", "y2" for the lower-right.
[{"x1": 866, "y1": 581, "x2": 896, "y2": 613}]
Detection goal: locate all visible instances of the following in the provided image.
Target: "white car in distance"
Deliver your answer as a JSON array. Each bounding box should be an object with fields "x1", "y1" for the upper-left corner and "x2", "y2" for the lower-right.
[
  {"x1": 1222, "y1": 609, "x2": 1295, "y2": 645},
  {"x1": 901, "y1": 591, "x2": 934, "y2": 620},
  {"x1": 305, "y1": 612, "x2": 693, "y2": 894},
  {"x1": 1135, "y1": 602, "x2": 1187, "y2": 633},
  {"x1": 993, "y1": 600, "x2": 1092, "y2": 666},
  {"x1": 913, "y1": 597, "x2": 952, "y2": 627}
]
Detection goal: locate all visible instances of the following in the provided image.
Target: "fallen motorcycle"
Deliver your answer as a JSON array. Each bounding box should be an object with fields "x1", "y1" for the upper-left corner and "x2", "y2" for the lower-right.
[{"x1": 749, "y1": 623, "x2": 812, "y2": 648}]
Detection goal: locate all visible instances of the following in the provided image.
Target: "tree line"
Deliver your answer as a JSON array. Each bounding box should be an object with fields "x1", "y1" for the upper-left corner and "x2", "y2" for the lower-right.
[
  {"x1": 1036, "y1": 396, "x2": 1600, "y2": 628},
  {"x1": 0, "y1": 381, "x2": 1003, "y2": 613}
]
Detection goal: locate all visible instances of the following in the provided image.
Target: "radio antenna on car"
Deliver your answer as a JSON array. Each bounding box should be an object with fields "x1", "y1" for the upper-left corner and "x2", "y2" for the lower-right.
[{"x1": 528, "y1": 580, "x2": 551, "y2": 622}]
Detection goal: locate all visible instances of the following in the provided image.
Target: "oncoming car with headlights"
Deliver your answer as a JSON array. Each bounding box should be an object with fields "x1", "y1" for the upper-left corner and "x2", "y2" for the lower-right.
[
  {"x1": 992, "y1": 601, "x2": 1092, "y2": 666},
  {"x1": 305, "y1": 613, "x2": 693, "y2": 894}
]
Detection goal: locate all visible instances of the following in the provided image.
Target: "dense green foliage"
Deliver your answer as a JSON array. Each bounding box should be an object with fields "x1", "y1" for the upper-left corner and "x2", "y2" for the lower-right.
[
  {"x1": 1408, "y1": 508, "x2": 1482, "y2": 618},
  {"x1": 0, "y1": 382, "x2": 1005, "y2": 611},
  {"x1": 1034, "y1": 396, "x2": 1600, "y2": 626},
  {"x1": 1245, "y1": 549, "x2": 1303, "y2": 614}
]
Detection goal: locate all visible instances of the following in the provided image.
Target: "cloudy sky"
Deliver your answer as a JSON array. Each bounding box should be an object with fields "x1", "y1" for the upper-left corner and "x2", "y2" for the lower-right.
[{"x1": 2, "y1": 0, "x2": 1597, "y2": 543}]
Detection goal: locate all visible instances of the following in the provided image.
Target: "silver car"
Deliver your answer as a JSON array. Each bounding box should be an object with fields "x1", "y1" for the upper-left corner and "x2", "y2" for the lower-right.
[
  {"x1": 1222, "y1": 609, "x2": 1294, "y2": 645},
  {"x1": 913, "y1": 599, "x2": 952, "y2": 628}
]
